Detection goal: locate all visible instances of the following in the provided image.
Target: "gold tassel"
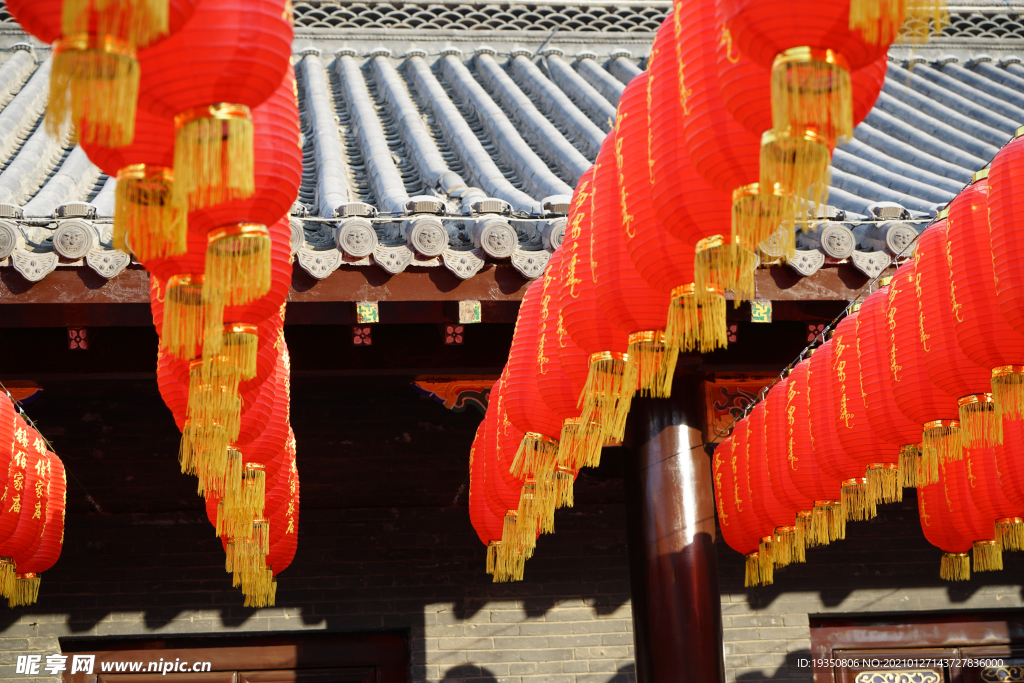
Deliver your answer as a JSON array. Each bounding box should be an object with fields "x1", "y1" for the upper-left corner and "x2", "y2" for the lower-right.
[
  {"x1": 224, "y1": 463, "x2": 266, "y2": 529},
  {"x1": 958, "y1": 394, "x2": 1002, "y2": 448},
  {"x1": 773, "y1": 526, "x2": 801, "y2": 566},
  {"x1": 666, "y1": 284, "x2": 728, "y2": 353},
  {"x1": 184, "y1": 421, "x2": 232, "y2": 490},
  {"x1": 771, "y1": 48, "x2": 852, "y2": 143},
  {"x1": 173, "y1": 104, "x2": 255, "y2": 211},
  {"x1": 49, "y1": 34, "x2": 138, "y2": 146},
  {"x1": 806, "y1": 505, "x2": 831, "y2": 548},
  {"x1": 758, "y1": 536, "x2": 775, "y2": 576},
  {"x1": 899, "y1": 443, "x2": 921, "y2": 489},
  {"x1": 825, "y1": 500, "x2": 846, "y2": 541},
  {"x1": 515, "y1": 481, "x2": 541, "y2": 550},
  {"x1": 162, "y1": 274, "x2": 205, "y2": 360},
  {"x1": 745, "y1": 551, "x2": 771, "y2": 587},
  {"x1": 940, "y1": 552, "x2": 970, "y2": 581},
  {"x1": 510, "y1": 433, "x2": 560, "y2": 480},
  {"x1": 997, "y1": 517, "x2": 1024, "y2": 552},
  {"x1": 973, "y1": 539, "x2": 1003, "y2": 572},
  {"x1": 224, "y1": 539, "x2": 235, "y2": 573},
  {"x1": 533, "y1": 473, "x2": 558, "y2": 535},
  {"x1": 731, "y1": 183, "x2": 796, "y2": 257},
  {"x1": 62, "y1": 0, "x2": 170, "y2": 47},
  {"x1": 695, "y1": 235, "x2": 758, "y2": 307},
  {"x1": 847, "y1": 0, "x2": 905, "y2": 46},
  {"x1": 203, "y1": 323, "x2": 259, "y2": 382},
  {"x1": 553, "y1": 466, "x2": 575, "y2": 509},
  {"x1": 7, "y1": 573, "x2": 41, "y2": 608},
  {"x1": 486, "y1": 541, "x2": 500, "y2": 575},
  {"x1": 903, "y1": 0, "x2": 949, "y2": 43},
  {"x1": 922, "y1": 419, "x2": 961, "y2": 485},
  {"x1": 558, "y1": 417, "x2": 603, "y2": 470},
  {"x1": 627, "y1": 331, "x2": 678, "y2": 399},
  {"x1": 992, "y1": 366, "x2": 1024, "y2": 422},
  {"x1": 577, "y1": 352, "x2": 636, "y2": 445},
  {"x1": 759, "y1": 127, "x2": 831, "y2": 231},
  {"x1": 866, "y1": 463, "x2": 902, "y2": 508},
  {"x1": 187, "y1": 360, "x2": 242, "y2": 454},
  {"x1": 203, "y1": 223, "x2": 272, "y2": 310},
  {"x1": 0, "y1": 558, "x2": 16, "y2": 599},
  {"x1": 241, "y1": 567, "x2": 276, "y2": 608},
  {"x1": 206, "y1": 445, "x2": 241, "y2": 503},
  {"x1": 842, "y1": 478, "x2": 874, "y2": 522},
  {"x1": 114, "y1": 165, "x2": 186, "y2": 260},
  {"x1": 179, "y1": 418, "x2": 196, "y2": 475},
  {"x1": 495, "y1": 511, "x2": 529, "y2": 582}
]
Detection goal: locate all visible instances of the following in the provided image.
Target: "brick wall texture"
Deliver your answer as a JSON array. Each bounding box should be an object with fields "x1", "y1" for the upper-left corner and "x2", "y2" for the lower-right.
[{"x1": 0, "y1": 375, "x2": 1023, "y2": 683}]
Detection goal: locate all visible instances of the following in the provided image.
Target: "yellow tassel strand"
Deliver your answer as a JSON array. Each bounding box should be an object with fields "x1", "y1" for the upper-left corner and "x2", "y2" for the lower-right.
[
  {"x1": 173, "y1": 104, "x2": 255, "y2": 210},
  {"x1": 494, "y1": 511, "x2": 529, "y2": 582},
  {"x1": 627, "y1": 331, "x2": 678, "y2": 399},
  {"x1": 486, "y1": 541, "x2": 500, "y2": 575},
  {"x1": 114, "y1": 164, "x2": 186, "y2": 260},
  {"x1": 903, "y1": 0, "x2": 949, "y2": 42},
  {"x1": 203, "y1": 323, "x2": 259, "y2": 381},
  {"x1": 958, "y1": 394, "x2": 1002, "y2": 448},
  {"x1": 205, "y1": 445, "x2": 241, "y2": 504},
  {"x1": 997, "y1": 517, "x2": 1024, "y2": 552},
  {"x1": 695, "y1": 235, "x2": 758, "y2": 307},
  {"x1": 7, "y1": 573, "x2": 41, "y2": 608},
  {"x1": 772, "y1": 526, "x2": 801, "y2": 567},
  {"x1": 558, "y1": 417, "x2": 603, "y2": 470},
  {"x1": 49, "y1": 34, "x2": 138, "y2": 146},
  {"x1": 666, "y1": 284, "x2": 728, "y2": 353},
  {"x1": 805, "y1": 505, "x2": 829, "y2": 548},
  {"x1": 771, "y1": 48, "x2": 853, "y2": 143},
  {"x1": 577, "y1": 352, "x2": 636, "y2": 445},
  {"x1": 745, "y1": 551, "x2": 772, "y2": 587},
  {"x1": 187, "y1": 360, "x2": 242, "y2": 449},
  {"x1": 533, "y1": 473, "x2": 558, "y2": 535},
  {"x1": 225, "y1": 463, "x2": 266, "y2": 528},
  {"x1": 224, "y1": 539, "x2": 235, "y2": 573},
  {"x1": 241, "y1": 567, "x2": 276, "y2": 608},
  {"x1": 204, "y1": 223, "x2": 272, "y2": 306},
  {"x1": 758, "y1": 536, "x2": 775, "y2": 576},
  {"x1": 731, "y1": 183, "x2": 796, "y2": 258},
  {"x1": 62, "y1": 0, "x2": 170, "y2": 47},
  {"x1": 922, "y1": 420, "x2": 961, "y2": 485},
  {"x1": 973, "y1": 539, "x2": 1003, "y2": 572},
  {"x1": 849, "y1": 0, "x2": 948, "y2": 46},
  {"x1": 162, "y1": 274, "x2": 205, "y2": 361},
  {"x1": 515, "y1": 481, "x2": 541, "y2": 551},
  {"x1": 992, "y1": 366, "x2": 1024, "y2": 422},
  {"x1": 759, "y1": 128, "x2": 831, "y2": 231},
  {"x1": 899, "y1": 443, "x2": 922, "y2": 489},
  {"x1": 553, "y1": 466, "x2": 575, "y2": 509},
  {"x1": 842, "y1": 477, "x2": 874, "y2": 522},
  {"x1": 510, "y1": 433, "x2": 560, "y2": 480},
  {"x1": 940, "y1": 551, "x2": 970, "y2": 581},
  {"x1": 866, "y1": 463, "x2": 903, "y2": 508},
  {"x1": 0, "y1": 558, "x2": 16, "y2": 599}
]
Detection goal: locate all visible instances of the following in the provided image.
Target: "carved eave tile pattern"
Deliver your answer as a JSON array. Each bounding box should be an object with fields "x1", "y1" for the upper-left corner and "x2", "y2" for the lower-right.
[{"x1": 0, "y1": 1, "x2": 1019, "y2": 288}]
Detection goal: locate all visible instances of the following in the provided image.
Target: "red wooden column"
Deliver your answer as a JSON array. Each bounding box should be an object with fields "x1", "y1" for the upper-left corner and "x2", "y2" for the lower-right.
[{"x1": 625, "y1": 373, "x2": 725, "y2": 683}]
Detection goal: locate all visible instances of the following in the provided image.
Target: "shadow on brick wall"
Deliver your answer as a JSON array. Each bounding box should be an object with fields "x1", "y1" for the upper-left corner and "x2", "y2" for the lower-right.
[{"x1": 735, "y1": 650, "x2": 812, "y2": 683}]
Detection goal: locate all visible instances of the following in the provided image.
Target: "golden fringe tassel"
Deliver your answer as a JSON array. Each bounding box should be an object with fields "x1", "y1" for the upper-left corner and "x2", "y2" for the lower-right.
[
  {"x1": 997, "y1": 517, "x2": 1024, "y2": 552},
  {"x1": 805, "y1": 507, "x2": 829, "y2": 548},
  {"x1": 534, "y1": 474, "x2": 558, "y2": 535},
  {"x1": 179, "y1": 419, "x2": 196, "y2": 475},
  {"x1": 666, "y1": 285, "x2": 728, "y2": 354},
  {"x1": 553, "y1": 466, "x2": 575, "y2": 509},
  {"x1": 510, "y1": 433, "x2": 560, "y2": 480},
  {"x1": 494, "y1": 511, "x2": 529, "y2": 582},
  {"x1": 903, "y1": 0, "x2": 949, "y2": 42},
  {"x1": 992, "y1": 366, "x2": 1024, "y2": 422},
  {"x1": 867, "y1": 463, "x2": 903, "y2": 508},
  {"x1": 241, "y1": 568, "x2": 277, "y2": 608},
  {"x1": 826, "y1": 500, "x2": 846, "y2": 541},
  {"x1": 203, "y1": 323, "x2": 259, "y2": 378},
  {"x1": 842, "y1": 478, "x2": 874, "y2": 522},
  {"x1": 731, "y1": 183, "x2": 796, "y2": 256},
  {"x1": 973, "y1": 540, "x2": 1003, "y2": 572},
  {"x1": 558, "y1": 417, "x2": 603, "y2": 470},
  {"x1": 49, "y1": 35, "x2": 138, "y2": 147},
  {"x1": 759, "y1": 128, "x2": 831, "y2": 232},
  {"x1": 185, "y1": 423, "x2": 231, "y2": 490},
  {"x1": 162, "y1": 274, "x2": 205, "y2": 360},
  {"x1": 745, "y1": 552, "x2": 772, "y2": 587},
  {"x1": 515, "y1": 482, "x2": 541, "y2": 550},
  {"x1": 7, "y1": 574, "x2": 41, "y2": 608},
  {"x1": 577, "y1": 352, "x2": 636, "y2": 444},
  {"x1": 0, "y1": 559, "x2": 15, "y2": 599},
  {"x1": 848, "y1": 0, "x2": 905, "y2": 47},
  {"x1": 225, "y1": 539, "x2": 235, "y2": 573},
  {"x1": 114, "y1": 165, "x2": 186, "y2": 260},
  {"x1": 758, "y1": 536, "x2": 775, "y2": 577},
  {"x1": 627, "y1": 331, "x2": 678, "y2": 399},
  {"x1": 922, "y1": 420, "x2": 961, "y2": 484},
  {"x1": 187, "y1": 364, "x2": 242, "y2": 458},
  {"x1": 205, "y1": 446, "x2": 241, "y2": 504},
  {"x1": 899, "y1": 444, "x2": 922, "y2": 489},
  {"x1": 173, "y1": 105, "x2": 255, "y2": 211},
  {"x1": 203, "y1": 224, "x2": 272, "y2": 308},
  {"x1": 772, "y1": 526, "x2": 801, "y2": 566},
  {"x1": 940, "y1": 552, "x2": 970, "y2": 581},
  {"x1": 958, "y1": 394, "x2": 1002, "y2": 448},
  {"x1": 771, "y1": 48, "x2": 853, "y2": 143},
  {"x1": 224, "y1": 463, "x2": 266, "y2": 528},
  {"x1": 63, "y1": 0, "x2": 170, "y2": 46},
  {"x1": 486, "y1": 541, "x2": 500, "y2": 575},
  {"x1": 695, "y1": 235, "x2": 758, "y2": 307}
]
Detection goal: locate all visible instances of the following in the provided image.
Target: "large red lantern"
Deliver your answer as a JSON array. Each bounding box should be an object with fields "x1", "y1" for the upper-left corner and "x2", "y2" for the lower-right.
[
  {"x1": 2, "y1": 419, "x2": 47, "y2": 596},
  {"x1": 9, "y1": 452, "x2": 65, "y2": 606},
  {"x1": 747, "y1": 402, "x2": 802, "y2": 568},
  {"x1": 993, "y1": 420, "x2": 1024, "y2": 550},
  {"x1": 942, "y1": 455, "x2": 1003, "y2": 573},
  {"x1": 470, "y1": 417, "x2": 504, "y2": 570},
  {"x1": 917, "y1": 474, "x2": 972, "y2": 581},
  {"x1": 714, "y1": 431, "x2": 769, "y2": 586},
  {"x1": 989, "y1": 132, "x2": 1024, "y2": 406},
  {"x1": 887, "y1": 251, "x2": 961, "y2": 486},
  {"x1": 963, "y1": 440, "x2": 1024, "y2": 553},
  {"x1": 720, "y1": 418, "x2": 773, "y2": 585},
  {"x1": 765, "y1": 377, "x2": 810, "y2": 522},
  {"x1": 138, "y1": 0, "x2": 293, "y2": 211},
  {"x1": 947, "y1": 172, "x2": 1024, "y2": 436},
  {"x1": 0, "y1": 397, "x2": 20, "y2": 550}
]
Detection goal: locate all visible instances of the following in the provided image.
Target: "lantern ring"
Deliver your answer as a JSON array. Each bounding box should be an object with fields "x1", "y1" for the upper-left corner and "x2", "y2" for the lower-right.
[
  {"x1": 627, "y1": 330, "x2": 667, "y2": 345},
  {"x1": 797, "y1": 510, "x2": 813, "y2": 519},
  {"x1": 504, "y1": 510, "x2": 518, "y2": 519},
  {"x1": 116, "y1": 163, "x2": 174, "y2": 183},
  {"x1": 813, "y1": 499, "x2": 834, "y2": 508},
  {"x1": 759, "y1": 535, "x2": 774, "y2": 545},
  {"x1": 971, "y1": 167, "x2": 989, "y2": 183},
  {"x1": 670, "y1": 284, "x2": 726, "y2": 299},
  {"x1": 253, "y1": 518, "x2": 268, "y2": 526},
  {"x1": 208, "y1": 223, "x2": 269, "y2": 244},
  {"x1": 924, "y1": 419, "x2": 961, "y2": 430},
  {"x1": 15, "y1": 572, "x2": 38, "y2": 579},
  {"x1": 867, "y1": 463, "x2": 899, "y2": 471},
  {"x1": 588, "y1": 351, "x2": 628, "y2": 364},
  {"x1": 523, "y1": 432, "x2": 558, "y2": 447},
  {"x1": 772, "y1": 46, "x2": 850, "y2": 73},
  {"x1": 0, "y1": 557, "x2": 13, "y2": 567},
  {"x1": 760, "y1": 126, "x2": 834, "y2": 150},
  {"x1": 732, "y1": 182, "x2": 796, "y2": 203},
  {"x1": 997, "y1": 517, "x2": 1024, "y2": 525},
  {"x1": 168, "y1": 273, "x2": 205, "y2": 288},
  {"x1": 54, "y1": 33, "x2": 136, "y2": 59},
  {"x1": 841, "y1": 477, "x2": 867, "y2": 488},
  {"x1": 174, "y1": 103, "x2": 252, "y2": 129},
  {"x1": 488, "y1": 540, "x2": 501, "y2": 547},
  {"x1": 554, "y1": 465, "x2": 577, "y2": 475},
  {"x1": 225, "y1": 322, "x2": 258, "y2": 336},
  {"x1": 992, "y1": 365, "x2": 1024, "y2": 377},
  {"x1": 957, "y1": 393, "x2": 995, "y2": 407},
  {"x1": 244, "y1": 463, "x2": 266, "y2": 473}
]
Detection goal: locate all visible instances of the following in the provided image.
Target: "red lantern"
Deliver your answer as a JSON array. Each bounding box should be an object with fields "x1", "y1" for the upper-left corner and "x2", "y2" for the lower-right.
[
  {"x1": 917, "y1": 474, "x2": 972, "y2": 581},
  {"x1": 146, "y1": 229, "x2": 207, "y2": 360},
  {"x1": 942, "y1": 455, "x2": 1003, "y2": 573},
  {"x1": 946, "y1": 172, "x2": 1024, "y2": 437},
  {"x1": 747, "y1": 402, "x2": 803, "y2": 568},
  {"x1": 964, "y1": 439, "x2": 1024, "y2": 553},
  {"x1": 560, "y1": 163, "x2": 633, "y2": 453},
  {"x1": 598, "y1": 122, "x2": 675, "y2": 398},
  {"x1": 3, "y1": 419, "x2": 47, "y2": 593},
  {"x1": 9, "y1": 452, "x2": 65, "y2": 606},
  {"x1": 885, "y1": 252, "x2": 960, "y2": 486},
  {"x1": 994, "y1": 419, "x2": 1024, "y2": 549},
  {"x1": 765, "y1": 377, "x2": 809, "y2": 518},
  {"x1": 913, "y1": 222, "x2": 989, "y2": 455},
  {"x1": 0, "y1": 397, "x2": 20, "y2": 548},
  {"x1": 714, "y1": 430, "x2": 770, "y2": 586},
  {"x1": 470, "y1": 417, "x2": 503, "y2": 547},
  {"x1": 138, "y1": 0, "x2": 293, "y2": 211},
  {"x1": 989, "y1": 132, "x2": 1024, "y2": 403},
  {"x1": 806, "y1": 338, "x2": 863, "y2": 524},
  {"x1": 857, "y1": 285, "x2": 921, "y2": 490}
]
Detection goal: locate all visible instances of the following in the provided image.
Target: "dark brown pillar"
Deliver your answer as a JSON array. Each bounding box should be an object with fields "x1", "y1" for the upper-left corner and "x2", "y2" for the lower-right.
[{"x1": 624, "y1": 373, "x2": 724, "y2": 683}]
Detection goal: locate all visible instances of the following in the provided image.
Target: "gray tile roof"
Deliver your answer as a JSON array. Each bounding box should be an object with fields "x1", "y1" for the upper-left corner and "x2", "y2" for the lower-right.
[{"x1": 0, "y1": 2, "x2": 1020, "y2": 285}]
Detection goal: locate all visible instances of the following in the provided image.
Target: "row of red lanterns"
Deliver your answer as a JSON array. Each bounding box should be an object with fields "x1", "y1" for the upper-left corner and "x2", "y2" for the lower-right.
[
  {"x1": 8, "y1": 0, "x2": 302, "y2": 604},
  {"x1": 0, "y1": 395, "x2": 66, "y2": 606}
]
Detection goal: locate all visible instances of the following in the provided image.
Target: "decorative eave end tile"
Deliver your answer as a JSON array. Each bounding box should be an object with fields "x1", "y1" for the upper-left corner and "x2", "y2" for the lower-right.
[
  {"x1": 373, "y1": 244, "x2": 414, "y2": 274},
  {"x1": 850, "y1": 250, "x2": 891, "y2": 279},
  {"x1": 297, "y1": 247, "x2": 342, "y2": 280},
  {"x1": 511, "y1": 248, "x2": 549, "y2": 279},
  {"x1": 85, "y1": 249, "x2": 130, "y2": 278},
  {"x1": 787, "y1": 250, "x2": 825, "y2": 277},
  {"x1": 13, "y1": 249, "x2": 57, "y2": 282},
  {"x1": 442, "y1": 248, "x2": 485, "y2": 280}
]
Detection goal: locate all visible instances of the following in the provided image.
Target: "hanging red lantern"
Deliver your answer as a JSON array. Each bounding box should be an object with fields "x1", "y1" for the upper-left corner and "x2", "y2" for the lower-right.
[
  {"x1": 9, "y1": 452, "x2": 65, "y2": 607},
  {"x1": 765, "y1": 377, "x2": 811, "y2": 521},
  {"x1": 747, "y1": 402, "x2": 803, "y2": 568},
  {"x1": 912, "y1": 221, "x2": 988, "y2": 464},
  {"x1": 806, "y1": 338, "x2": 863, "y2": 525},
  {"x1": 470, "y1": 417, "x2": 503, "y2": 558},
  {"x1": 146, "y1": 229, "x2": 207, "y2": 360},
  {"x1": 560, "y1": 163, "x2": 633, "y2": 455},
  {"x1": 964, "y1": 439, "x2": 1024, "y2": 553},
  {"x1": 942, "y1": 454, "x2": 1003, "y2": 573},
  {"x1": 714, "y1": 430, "x2": 770, "y2": 586},
  {"x1": 599, "y1": 120, "x2": 676, "y2": 398},
  {"x1": 917, "y1": 473, "x2": 972, "y2": 581},
  {"x1": 720, "y1": 417, "x2": 774, "y2": 585},
  {"x1": 883, "y1": 251, "x2": 960, "y2": 487},
  {"x1": 857, "y1": 285, "x2": 921, "y2": 490},
  {"x1": 989, "y1": 131, "x2": 1024, "y2": 402},
  {"x1": 994, "y1": 419, "x2": 1024, "y2": 550},
  {"x1": 138, "y1": 0, "x2": 293, "y2": 211},
  {"x1": 2, "y1": 419, "x2": 47, "y2": 598},
  {"x1": 0, "y1": 397, "x2": 20, "y2": 550},
  {"x1": 947, "y1": 171, "x2": 1024, "y2": 436}
]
